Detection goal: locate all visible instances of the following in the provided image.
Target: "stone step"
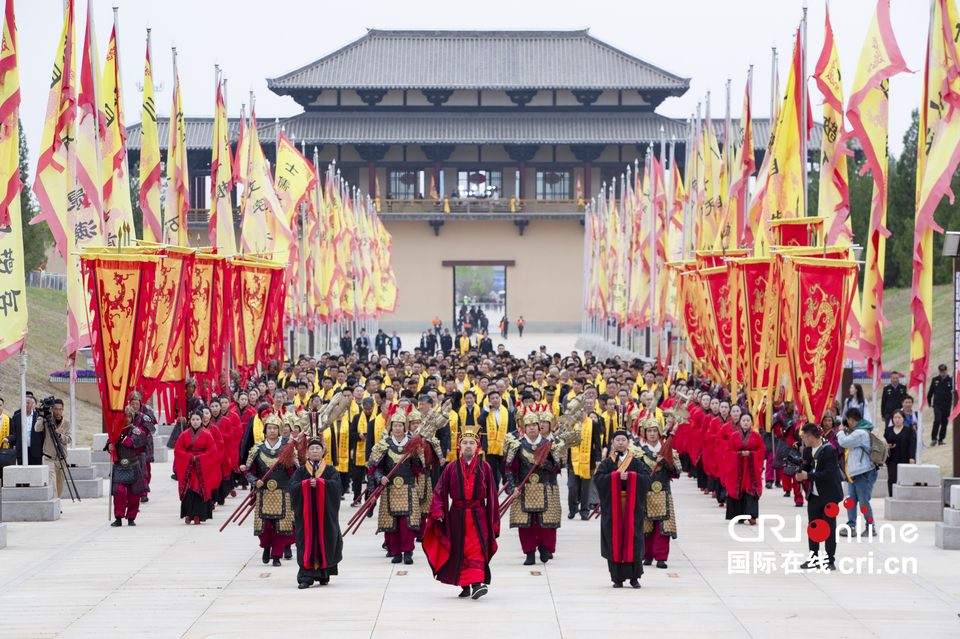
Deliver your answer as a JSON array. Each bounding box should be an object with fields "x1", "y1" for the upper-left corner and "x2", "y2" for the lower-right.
[
  {"x1": 1, "y1": 465, "x2": 48, "y2": 487},
  {"x1": 59, "y1": 478, "x2": 104, "y2": 500},
  {"x1": 1, "y1": 498, "x2": 60, "y2": 522},
  {"x1": 897, "y1": 464, "x2": 941, "y2": 487},
  {"x1": 884, "y1": 497, "x2": 943, "y2": 522},
  {"x1": 63, "y1": 465, "x2": 98, "y2": 481},
  {"x1": 953, "y1": 484, "x2": 960, "y2": 510},
  {"x1": 944, "y1": 507, "x2": 960, "y2": 528},
  {"x1": 157, "y1": 424, "x2": 174, "y2": 438},
  {"x1": 0, "y1": 522, "x2": 6, "y2": 548},
  {"x1": 892, "y1": 484, "x2": 942, "y2": 501},
  {"x1": 934, "y1": 522, "x2": 960, "y2": 549},
  {"x1": 91, "y1": 451, "x2": 111, "y2": 464},
  {"x1": 2, "y1": 485, "x2": 54, "y2": 502},
  {"x1": 92, "y1": 461, "x2": 111, "y2": 479},
  {"x1": 66, "y1": 448, "x2": 92, "y2": 467},
  {"x1": 153, "y1": 447, "x2": 169, "y2": 463},
  {"x1": 92, "y1": 433, "x2": 108, "y2": 451}
]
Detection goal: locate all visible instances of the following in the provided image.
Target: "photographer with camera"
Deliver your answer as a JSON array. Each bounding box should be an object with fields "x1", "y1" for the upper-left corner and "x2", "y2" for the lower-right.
[{"x1": 40, "y1": 398, "x2": 72, "y2": 498}]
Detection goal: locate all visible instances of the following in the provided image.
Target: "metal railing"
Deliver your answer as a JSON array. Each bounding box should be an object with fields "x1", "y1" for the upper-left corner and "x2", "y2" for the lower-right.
[
  {"x1": 381, "y1": 198, "x2": 585, "y2": 215},
  {"x1": 26, "y1": 270, "x2": 67, "y2": 291},
  {"x1": 187, "y1": 208, "x2": 241, "y2": 229}
]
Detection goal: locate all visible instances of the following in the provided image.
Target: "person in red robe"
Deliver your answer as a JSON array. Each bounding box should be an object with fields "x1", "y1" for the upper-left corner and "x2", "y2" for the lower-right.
[
  {"x1": 174, "y1": 411, "x2": 220, "y2": 524},
  {"x1": 723, "y1": 412, "x2": 765, "y2": 525},
  {"x1": 422, "y1": 426, "x2": 500, "y2": 600}
]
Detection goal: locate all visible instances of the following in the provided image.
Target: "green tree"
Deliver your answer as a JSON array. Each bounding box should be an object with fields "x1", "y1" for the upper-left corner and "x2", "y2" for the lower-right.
[
  {"x1": 128, "y1": 160, "x2": 143, "y2": 239},
  {"x1": 886, "y1": 108, "x2": 920, "y2": 289},
  {"x1": 18, "y1": 121, "x2": 51, "y2": 273}
]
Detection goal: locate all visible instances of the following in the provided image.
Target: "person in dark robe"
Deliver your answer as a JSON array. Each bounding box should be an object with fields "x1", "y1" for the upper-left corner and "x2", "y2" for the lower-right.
[
  {"x1": 422, "y1": 425, "x2": 499, "y2": 600},
  {"x1": 174, "y1": 411, "x2": 220, "y2": 524},
  {"x1": 594, "y1": 429, "x2": 651, "y2": 589},
  {"x1": 108, "y1": 406, "x2": 150, "y2": 526},
  {"x1": 128, "y1": 392, "x2": 156, "y2": 502},
  {"x1": 244, "y1": 411, "x2": 297, "y2": 566},
  {"x1": 723, "y1": 413, "x2": 764, "y2": 525},
  {"x1": 290, "y1": 437, "x2": 344, "y2": 588}
]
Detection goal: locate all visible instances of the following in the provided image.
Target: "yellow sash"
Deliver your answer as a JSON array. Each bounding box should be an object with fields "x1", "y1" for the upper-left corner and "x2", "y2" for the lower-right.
[
  {"x1": 355, "y1": 411, "x2": 371, "y2": 466},
  {"x1": 484, "y1": 405, "x2": 509, "y2": 456},
  {"x1": 572, "y1": 416, "x2": 594, "y2": 479},
  {"x1": 253, "y1": 416, "x2": 265, "y2": 444}
]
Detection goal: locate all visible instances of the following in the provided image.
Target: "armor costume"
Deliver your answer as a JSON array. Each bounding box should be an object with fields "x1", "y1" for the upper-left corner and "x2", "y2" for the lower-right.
[
  {"x1": 636, "y1": 417, "x2": 680, "y2": 566},
  {"x1": 244, "y1": 412, "x2": 297, "y2": 565},
  {"x1": 111, "y1": 417, "x2": 150, "y2": 524}
]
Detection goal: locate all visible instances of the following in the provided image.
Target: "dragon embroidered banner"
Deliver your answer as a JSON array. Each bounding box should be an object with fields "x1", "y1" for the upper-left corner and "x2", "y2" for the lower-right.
[
  {"x1": 81, "y1": 251, "x2": 160, "y2": 441},
  {"x1": 729, "y1": 258, "x2": 772, "y2": 417},
  {"x1": 701, "y1": 266, "x2": 734, "y2": 386},
  {"x1": 229, "y1": 257, "x2": 287, "y2": 380},
  {"x1": 187, "y1": 252, "x2": 224, "y2": 396},
  {"x1": 781, "y1": 256, "x2": 858, "y2": 422}
]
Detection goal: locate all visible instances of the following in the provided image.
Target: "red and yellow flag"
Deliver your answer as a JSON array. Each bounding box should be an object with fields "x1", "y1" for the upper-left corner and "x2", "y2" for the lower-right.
[
  {"x1": 187, "y1": 253, "x2": 224, "y2": 388},
  {"x1": 0, "y1": 0, "x2": 25, "y2": 363},
  {"x1": 239, "y1": 109, "x2": 284, "y2": 254},
  {"x1": 233, "y1": 108, "x2": 248, "y2": 187},
  {"x1": 699, "y1": 113, "x2": 721, "y2": 249},
  {"x1": 101, "y1": 23, "x2": 134, "y2": 247},
  {"x1": 911, "y1": 0, "x2": 960, "y2": 402},
  {"x1": 138, "y1": 40, "x2": 161, "y2": 243},
  {"x1": 209, "y1": 80, "x2": 235, "y2": 254},
  {"x1": 846, "y1": 0, "x2": 909, "y2": 380},
  {"x1": 758, "y1": 28, "x2": 810, "y2": 249},
  {"x1": 815, "y1": 6, "x2": 851, "y2": 248},
  {"x1": 164, "y1": 53, "x2": 189, "y2": 247},
  {"x1": 375, "y1": 213, "x2": 398, "y2": 314},
  {"x1": 782, "y1": 257, "x2": 858, "y2": 422},
  {"x1": 721, "y1": 81, "x2": 755, "y2": 251},
  {"x1": 274, "y1": 132, "x2": 317, "y2": 324},
  {"x1": 747, "y1": 67, "x2": 780, "y2": 254}
]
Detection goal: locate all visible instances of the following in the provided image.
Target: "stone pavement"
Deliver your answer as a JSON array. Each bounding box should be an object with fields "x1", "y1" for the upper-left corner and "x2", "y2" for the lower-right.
[{"x1": 2, "y1": 456, "x2": 960, "y2": 639}]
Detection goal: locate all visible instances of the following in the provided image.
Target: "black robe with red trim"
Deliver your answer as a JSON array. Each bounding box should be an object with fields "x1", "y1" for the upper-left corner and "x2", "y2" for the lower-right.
[
  {"x1": 290, "y1": 462, "x2": 343, "y2": 580},
  {"x1": 594, "y1": 454, "x2": 651, "y2": 581}
]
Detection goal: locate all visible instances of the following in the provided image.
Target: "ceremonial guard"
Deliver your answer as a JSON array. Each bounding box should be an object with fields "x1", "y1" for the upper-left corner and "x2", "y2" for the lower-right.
[
  {"x1": 128, "y1": 392, "x2": 157, "y2": 501},
  {"x1": 368, "y1": 411, "x2": 425, "y2": 565},
  {"x1": 594, "y1": 429, "x2": 651, "y2": 588},
  {"x1": 504, "y1": 408, "x2": 562, "y2": 565},
  {"x1": 636, "y1": 416, "x2": 680, "y2": 569},
  {"x1": 290, "y1": 437, "x2": 344, "y2": 588},
  {"x1": 244, "y1": 411, "x2": 298, "y2": 566},
  {"x1": 423, "y1": 426, "x2": 500, "y2": 600},
  {"x1": 109, "y1": 406, "x2": 150, "y2": 527}
]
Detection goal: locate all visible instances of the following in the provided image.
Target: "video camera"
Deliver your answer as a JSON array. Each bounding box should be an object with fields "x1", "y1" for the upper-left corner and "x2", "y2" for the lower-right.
[{"x1": 774, "y1": 443, "x2": 803, "y2": 477}]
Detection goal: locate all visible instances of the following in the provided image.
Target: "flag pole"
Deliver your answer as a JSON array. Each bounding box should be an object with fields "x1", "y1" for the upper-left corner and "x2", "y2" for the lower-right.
[
  {"x1": 801, "y1": 1, "x2": 809, "y2": 219},
  {"x1": 658, "y1": 124, "x2": 666, "y2": 359},
  {"x1": 745, "y1": 64, "x2": 754, "y2": 220},
  {"x1": 19, "y1": 349, "x2": 27, "y2": 465},
  {"x1": 646, "y1": 143, "x2": 654, "y2": 357}
]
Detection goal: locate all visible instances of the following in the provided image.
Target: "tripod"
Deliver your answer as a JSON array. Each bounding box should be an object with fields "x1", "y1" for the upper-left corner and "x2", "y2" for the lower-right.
[{"x1": 45, "y1": 416, "x2": 81, "y2": 502}]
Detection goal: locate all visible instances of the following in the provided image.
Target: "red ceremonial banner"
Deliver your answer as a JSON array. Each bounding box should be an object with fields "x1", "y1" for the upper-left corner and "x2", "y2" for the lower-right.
[
  {"x1": 782, "y1": 257, "x2": 858, "y2": 422},
  {"x1": 230, "y1": 258, "x2": 287, "y2": 380},
  {"x1": 187, "y1": 252, "x2": 224, "y2": 398},
  {"x1": 730, "y1": 258, "x2": 773, "y2": 419},
  {"x1": 82, "y1": 252, "x2": 161, "y2": 441},
  {"x1": 701, "y1": 266, "x2": 734, "y2": 386}
]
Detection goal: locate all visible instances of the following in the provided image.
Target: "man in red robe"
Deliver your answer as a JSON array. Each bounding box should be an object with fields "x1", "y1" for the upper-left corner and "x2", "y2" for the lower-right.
[{"x1": 422, "y1": 426, "x2": 500, "y2": 600}]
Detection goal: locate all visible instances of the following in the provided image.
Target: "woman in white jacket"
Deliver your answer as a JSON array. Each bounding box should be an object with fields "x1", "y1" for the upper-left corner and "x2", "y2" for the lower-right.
[{"x1": 840, "y1": 384, "x2": 871, "y2": 424}]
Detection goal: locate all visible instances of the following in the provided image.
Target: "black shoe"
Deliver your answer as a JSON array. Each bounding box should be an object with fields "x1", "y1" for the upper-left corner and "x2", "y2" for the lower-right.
[
  {"x1": 580, "y1": 514, "x2": 590, "y2": 521},
  {"x1": 795, "y1": 502, "x2": 804, "y2": 507},
  {"x1": 938, "y1": 440, "x2": 946, "y2": 446},
  {"x1": 629, "y1": 579, "x2": 641, "y2": 588},
  {"x1": 656, "y1": 560, "x2": 667, "y2": 569},
  {"x1": 765, "y1": 481, "x2": 773, "y2": 489},
  {"x1": 140, "y1": 496, "x2": 149, "y2": 503},
  {"x1": 110, "y1": 518, "x2": 122, "y2": 527},
  {"x1": 538, "y1": 546, "x2": 551, "y2": 563},
  {"x1": 861, "y1": 526, "x2": 875, "y2": 537},
  {"x1": 459, "y1": 586, "x2": 471, "y2": 598},
  {"x1": 930, "y1": 440, "x2": 938, "y2": 447},
  {"x1": 783, "y1": 491, "x2": 791, "y2": 497},
  {"x1": 391, "y1": 554, "x2": 403, "y2": 564},
  {"x1": 612, "y1": 582, "x2": 623, "y2": 588},
  {"x1": 284, "y1": 547, "x2": 293, "y2": 560},
  {"x1": 524, "y1": 551, "x2": 536, "y2": 566},
  {"x1": 263, "y1": 548, "x2": 270, "y2": 564},
  {"x1": 385, "y1": 551, "x2": 393, "y2": 557},
  {"x1": 470, "y1": 583, "x2": 489, "y2": 600},
  {"x1": 127, "y1": 519, "x2": 136, "y2": 526},
  {"x1": 272, "y1": 557, "x2": 282, "y2": 567},
  {"x1": 774, "y1": 480, "x2": 781, "y2": 488},
  {"x1": 298, "y1": 582, "x2": 311, "y2": 589},
  {"x1": 567, "y1": 511, "x2": 576, "y2": 520},
  {"x1": 838, "y1": 527, "x2": 852, "y2": 537},
  {"x1": 799, "y1": 560, "x2": 817, "y2": 570},
  {"x1": 825, "y1": 561, "x2": 837, "y2": 571},
  {"x1": 171, "y1": 473, "x2": 177, "y2": 480},
  {"x1": 318, "y1": 577, "x2": 329, "y2": 585},
  {"x1": 643, "y1": 558, "x2": 653, "y2": 566},
  {"x1": 403, "y1": 551, "x2": 414, "y2": 565}
]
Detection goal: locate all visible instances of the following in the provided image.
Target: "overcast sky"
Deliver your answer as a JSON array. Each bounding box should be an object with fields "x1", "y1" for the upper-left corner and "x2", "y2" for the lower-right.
[{"x1": 15, "y1": 0, "x2": 928, "y2": 179}]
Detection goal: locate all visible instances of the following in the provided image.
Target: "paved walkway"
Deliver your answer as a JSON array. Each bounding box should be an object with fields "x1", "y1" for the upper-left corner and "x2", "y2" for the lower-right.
[{"x1": 3, "y1": 333, "x2": 960, "y2": 638}]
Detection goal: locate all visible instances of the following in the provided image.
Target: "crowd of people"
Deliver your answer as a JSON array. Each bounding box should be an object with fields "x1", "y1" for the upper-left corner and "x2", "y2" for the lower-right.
[{"x1": 7, "y1": 336, "x2": 949, "y2": 593}]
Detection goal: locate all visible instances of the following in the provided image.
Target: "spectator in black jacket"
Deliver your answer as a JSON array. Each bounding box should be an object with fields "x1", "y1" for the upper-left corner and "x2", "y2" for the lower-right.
[
  {"x1": 880, "y1": 372, "x2": 909, "y2": 425},
  {"x1": 4, "y1": 392, "x2": 40, "y2": 466},
  {"x1": 927, "y1": 364, "x2": 953, "y2": 446},
  {"x1": 355, "y1": 329, "x2": 370, "y2": 361},
  {"x1": 439, "y1": 329, "x2": 453, "y2": 356},
  {"x1": 339, "y1": 330, "x2": 353, "y2": 357},
  {"x1": 795, "y1": 423, "x2": 843, "y2": 571}
]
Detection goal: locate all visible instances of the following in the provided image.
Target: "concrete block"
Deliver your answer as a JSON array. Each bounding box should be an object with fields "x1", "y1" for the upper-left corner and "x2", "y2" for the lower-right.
[
  {"x1": 0, "y1": 498, "x2": 60, "y2": 522},
  {"x1": 944, "y1": 508, "x2": 960, "y2": 527},
  {"x1": 2, "y1": 485, "x2": 53, "y2": 501},
  {"x1": 90, "y1": 450, "x2": 111, "y2": 463},
  {"x1": 951, "y1": 485, "x2": 960, "y2": 510},
  {"x1": 1, "y1": 465, "x2": 48, "y2": 487},
  {"x1": 66, "y1": 447, "x2": 91, "y2": 467},
  {"x1": 897, "y1": 464, "x2": 941, "y2": 487},
  {"x1": 892, "y1": 484, "x2": 942, "y2": 501},
  {"x1": 872, "y1": 475, "x2": 888, "y2": 499},
  {"x1": 0, "y1": 522, "x2": 6, "y2": 548},
  {"x1": 59, "y1": 478, "x2": 103, "y2": 499},
  {"x1": 92, "y1": 462, "x2": 111, "y2": 479},
  {"x1": 64, "y1": 466, "x2": 97, "y2": 481},
  {"x1": 153, "y1": 447, "x2": 168, "y2": 463},
  {"x1": 92, "y1": 433, "x2": 109, "y2": 451},
  {"x1": 884, "y1": 497, "x2": 943, "y2": 522},
  {"x1": 157, "y1": 424, "x2": 174, "y2": 439},
  {"x1": 934, "y1": 522, "x2": 960, "y2": 549},
  {"x1": 942, "y1": 478, "x2": 960, "y2": 507}
]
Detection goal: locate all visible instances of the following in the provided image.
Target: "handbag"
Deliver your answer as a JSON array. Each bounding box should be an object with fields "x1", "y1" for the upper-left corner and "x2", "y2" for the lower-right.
[
  {"x1": 0, "y1": 445, "x2": 17, "y2": 468},
  {"x1": 112, "y1": 459, "x2": 139, "y2": 485}
]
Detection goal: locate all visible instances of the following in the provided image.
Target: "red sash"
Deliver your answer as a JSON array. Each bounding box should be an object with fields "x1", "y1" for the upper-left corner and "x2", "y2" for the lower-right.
[
  {"x1": 302, "y1": 463, "x2": 328, "y2": 569},
  {"x1": 610, "y1": 469, "x2": 637, "y2": 563}
]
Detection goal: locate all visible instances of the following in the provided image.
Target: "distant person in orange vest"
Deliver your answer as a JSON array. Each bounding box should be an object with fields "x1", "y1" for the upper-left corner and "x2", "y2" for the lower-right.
[
  {"x1": 432, "y1": 316, "x2": 442, "y2": 336},
  {"x1": 500, "y1": 316, "x2": 508, "y2": 339},
  {"x1": 517, "y1": 317, "x2": 525, "y2": 337}
]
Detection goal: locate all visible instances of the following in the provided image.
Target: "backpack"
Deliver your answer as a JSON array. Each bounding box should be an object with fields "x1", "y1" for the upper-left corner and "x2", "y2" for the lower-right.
[{"x1": 866, "y1": 428, "x2": 889, "y2": 466}]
